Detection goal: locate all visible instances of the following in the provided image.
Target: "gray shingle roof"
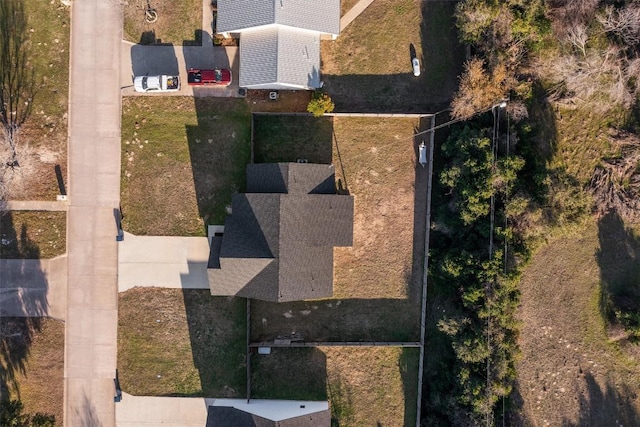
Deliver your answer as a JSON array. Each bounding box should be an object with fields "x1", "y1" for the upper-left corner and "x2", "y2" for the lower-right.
[
  {"x1": 206, "y1": 406, "x2": 331, "y2": 427},
  {"x1": 208, "y1": 163, "x2": 353, "y2": 302},
  {"x1": 239, "y1": 27, "x2": 321, "y2": 90},
  {"x1": 217, "y1": 0, "x2": 340, "y2": 35},
  {"x1": 247, "y1": 163, "x2": 336, "y2": 194}
]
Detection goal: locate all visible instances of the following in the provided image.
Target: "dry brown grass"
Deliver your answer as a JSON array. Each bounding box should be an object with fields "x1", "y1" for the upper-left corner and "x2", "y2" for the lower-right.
[
  {"x1": 321, "y1": 0, "x2": 464, "y2": 112},
  {"x1": 123, "y1": 0, "x2": 202, "y2": 45},
  {"x1": 118, "y1": 288, "x2": 246, "y2": 397},
  {"x1": 5, "y1": 318, "x2": 64, "y2": 426},
  {"x1": 251, "y1": 116, "x2": 424, "y2": 342},
  {"x1": 0, "y1": 211, "x2": 66, "y2": 259},
  {"x1": 3, "y1": 0, "x2": 69, "y2": 201},
  {"x1": 246, "y1": 90, "x2": 311, "y2": 113},
  {"x1": 251, "y1": 346, "x2": 418, "y2": 426},
  {"x1": 514, "y1": 220, "x2": 640, "y2": 425}
]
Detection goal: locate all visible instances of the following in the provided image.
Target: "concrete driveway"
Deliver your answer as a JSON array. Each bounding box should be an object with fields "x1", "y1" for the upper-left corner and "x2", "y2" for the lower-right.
[{"x1": 120, "y1": 42, "x2": 241, "y2": 98}]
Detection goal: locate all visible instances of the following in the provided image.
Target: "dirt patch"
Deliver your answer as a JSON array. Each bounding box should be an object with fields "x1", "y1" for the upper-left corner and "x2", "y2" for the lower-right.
[
  {"x1": 514, "y1": 221, "x2": 640, "y2": 425},
  {"x1": 246, "y1": 90, "x2": 311, "y2": 113},
  {"x1": 2, "y1": 318, "x2": 64, "y2": 426},
  {"x1": 118, "y1": 288, "x2": 246, "y2": 397},
  {"x1": 123, "y1": 0, "x2": 203, "y2": 45},
  {"x1": 0, "y1": 211, "x2": 66, "y2": 259}
]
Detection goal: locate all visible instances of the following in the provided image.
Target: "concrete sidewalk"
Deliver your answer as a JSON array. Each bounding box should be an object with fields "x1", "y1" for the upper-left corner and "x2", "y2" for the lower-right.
[
  {"x1": 118, "y1": 232, "x2": 210, "y2": 291},
  {"x1": 0, "y1": 200, "x2": 69, "y2": 211},
  {"x1": 341, "y1": 0, "x2": 377, "y2": 31},
  {"x1": 0, "y1": 256, "x2": 67, "y2": 320}
]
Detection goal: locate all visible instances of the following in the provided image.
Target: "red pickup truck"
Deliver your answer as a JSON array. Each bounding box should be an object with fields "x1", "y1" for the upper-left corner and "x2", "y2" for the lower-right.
[{"x1": 187, "y1": 68, "x2": 232, "y2": 86}]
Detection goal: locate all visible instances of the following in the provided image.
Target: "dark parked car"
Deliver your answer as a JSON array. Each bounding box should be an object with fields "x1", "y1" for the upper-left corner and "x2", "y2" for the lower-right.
[{"x1": 187, "y1": 68, "x2": 232, "y2": 86}]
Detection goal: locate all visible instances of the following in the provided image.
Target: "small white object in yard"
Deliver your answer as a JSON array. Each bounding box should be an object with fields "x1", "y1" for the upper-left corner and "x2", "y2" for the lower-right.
[
  {"x1": 301, "y1": 310, "x2": 311, "y2": 315},
  {"x1": 412, "y1": 57, "x2": 420, "y2": 77},
  {"x1": 157, "y1": 374, "x2": 162, "y2": 378},
  {"x1": 419, "y1": 142, "x2": 427, "y2": 167},
  {"x1": 283, "y1": 310, "x2": 293, "y2": 318},
  {"x1": 262, "y1": 318, "x2": 267, "y2": 326},
  {"x1": 208, "y1": 139, "x2": 213, "y2": 144},
  {"x1": 156, "y1": 319, "x2": 160, "y2": 323}
]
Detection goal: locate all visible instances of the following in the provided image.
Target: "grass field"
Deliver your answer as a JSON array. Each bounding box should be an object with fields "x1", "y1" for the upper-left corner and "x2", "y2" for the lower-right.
[
  {"x1": 123, "y1": 0, "x2": 202, "y2": 45},
  {"x1": 0, "y1": 211, "x2": 66, "y2": 259},
  {"x1": 321, "y1": 0, "x2": 465, "y2": 112},
  {"x1": 514, "y1": 220, "x2": 640, "y2": 425},
  {"x1": 120, "y1": 97, "x2": 251, "y2": 236},
  {"x1": 2, "y1": 318, "x2": 64, "y2": 426},
  {"x1": 2, "y1": 0, "x2": 69, "y2": 200},
  {"x1": 251, "y1": 346, "x2": 419, "y2": 426},
  {"x1": 118, "y1": 288, "x2": 246, "y2": 397},
  {"x1": 251, "y1": 115, "x2": 424, "y2": 342}
]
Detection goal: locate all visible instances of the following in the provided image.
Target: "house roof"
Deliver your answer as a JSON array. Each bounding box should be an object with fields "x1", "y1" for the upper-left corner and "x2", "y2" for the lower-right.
[
  {"x1": 207, "y1": 405, "x2": 331, "y2": 427},
  {"x1": 208, "y1": 163, "x2": 353, "y2": 302},
  {"x1": 239, "y1": 27, "x2": 320, "y2": 90},
  {"x1": 217, "y1": 0, "x2": 340, "y2": 35}
]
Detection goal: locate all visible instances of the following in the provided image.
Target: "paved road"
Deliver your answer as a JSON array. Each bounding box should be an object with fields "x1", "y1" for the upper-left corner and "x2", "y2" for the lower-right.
[{"x1": 65, "y1": 0, "x2": 122, "y2": 425}]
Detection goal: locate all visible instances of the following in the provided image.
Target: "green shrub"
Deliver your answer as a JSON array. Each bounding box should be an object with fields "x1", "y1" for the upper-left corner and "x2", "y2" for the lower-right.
[{"x1": 307, "y1": 92, "x2": 335, "y2": 117}]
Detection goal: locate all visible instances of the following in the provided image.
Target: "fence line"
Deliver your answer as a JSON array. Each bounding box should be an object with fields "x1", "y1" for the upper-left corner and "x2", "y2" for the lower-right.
[
  {"x1": 251, "y1": 111, "x2": 433, "y2": 118},
  {"x1": 249, "y1": 341, "x2": 421, "y2": 348},
  {"x1": 246, "y1": 298, "x2": 251, "y2": 403},
  {"x1": 416, "y1": 115, "x2": 436, "y2": 427}
]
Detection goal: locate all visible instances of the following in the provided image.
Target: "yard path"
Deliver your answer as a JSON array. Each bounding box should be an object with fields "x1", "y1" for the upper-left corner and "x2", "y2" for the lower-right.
[
  {"x1": 0, "y1": 200, "x2": 69, "y2": 211},
  {"x1": 64, "y1": 0, "x2": 122, "y2": 424},
  {"x1": 118, "y1": 232, "x2": 210, "y2": 291},
  {"x1": 340, "y1": 0, "x2": 377, "y2": 31},
  {"x1": 0, "y1": 256, "x2": 67, "y2": 320}
]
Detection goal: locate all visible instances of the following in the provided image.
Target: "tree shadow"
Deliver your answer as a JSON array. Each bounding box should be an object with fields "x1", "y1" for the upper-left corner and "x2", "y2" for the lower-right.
[
  {"x1": 0, "y1": 211, "x2": 48, "y2": 405},
  {"x1": 72, "y1": 390, "x2": 102, "y2": 427},
  {"x1": 596, "y1": 211, "x2": 640, "y2": 337},
  {"x1": 571, "y1": 373, "x2": 640, "y2": 426},
  {"x1": 0, "y1": 0, "x2": 36, "y2": 164}
]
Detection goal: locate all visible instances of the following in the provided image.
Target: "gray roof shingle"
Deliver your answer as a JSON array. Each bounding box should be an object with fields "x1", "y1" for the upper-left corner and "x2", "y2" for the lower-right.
[
  {"x1": 206, "y1": 406, "x2": 331, "y2": 427},
  {"x1": 217, "y1": 0, "x2": 340, "y2": 35},
  {"x1": 208, "y1": 163, "x2": 353, "y2": 302},
  {"x1": 239, "y1": 27, "x2": 321, "y2": 90}
]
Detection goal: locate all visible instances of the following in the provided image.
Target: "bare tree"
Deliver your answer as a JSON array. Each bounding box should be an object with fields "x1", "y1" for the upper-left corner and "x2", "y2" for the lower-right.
[
  {"x1": 0, "y1": 0, "x2": 35, "y2": 168},
  {"x1": 598, "y1": 4, "x2": 640, "y2": 46}
]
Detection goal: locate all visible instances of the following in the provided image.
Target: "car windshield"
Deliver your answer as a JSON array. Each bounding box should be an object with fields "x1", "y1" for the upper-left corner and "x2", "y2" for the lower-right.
[
  {"x1": 215, "y1": 69, "x2": 222, "y2": 81},
  {"x1": 141, "y1": 76, "x2": 148, "y2": 89}
]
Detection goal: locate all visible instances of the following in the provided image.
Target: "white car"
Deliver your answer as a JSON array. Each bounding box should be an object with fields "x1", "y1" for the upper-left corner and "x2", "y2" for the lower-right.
[
  {"x1": 412, "y1": 57, "x2": 421, "y2": 77},
  {"x1": 133, "y1": 75, "x2": 180, "y2": 92}
]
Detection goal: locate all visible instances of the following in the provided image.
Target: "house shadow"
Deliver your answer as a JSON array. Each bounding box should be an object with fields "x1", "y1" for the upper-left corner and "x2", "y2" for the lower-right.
[
  {"x1": 182, "y1": 34, "x2": 232, "y2": 71},
  {"x1": 129, "y1": 37, "x2": 179, "y2": 79},
  {"x1": 0, "y1": 211, "x2": 49, "y2": 404},
  {"x1": 321, "y1": 2, "x2": 464, "y2": 113},
  {"x1": 596, "y1": 211, "x2": 640, "y2": 336}
]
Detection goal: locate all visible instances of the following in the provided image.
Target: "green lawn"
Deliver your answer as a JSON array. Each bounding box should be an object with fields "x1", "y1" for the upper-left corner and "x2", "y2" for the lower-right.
[
  {"x1": 120, "y1": 97, "x2": 251, "y2": 236},
  {"x1": 252, "y1": 115, "x2": 334, "y2": 163},
  {"x1": 0, "y1": 211, "x2": 66, "y2": 259},
  {"x1": 118, "y1": 288, "x2": 247, "y2": 397}
]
